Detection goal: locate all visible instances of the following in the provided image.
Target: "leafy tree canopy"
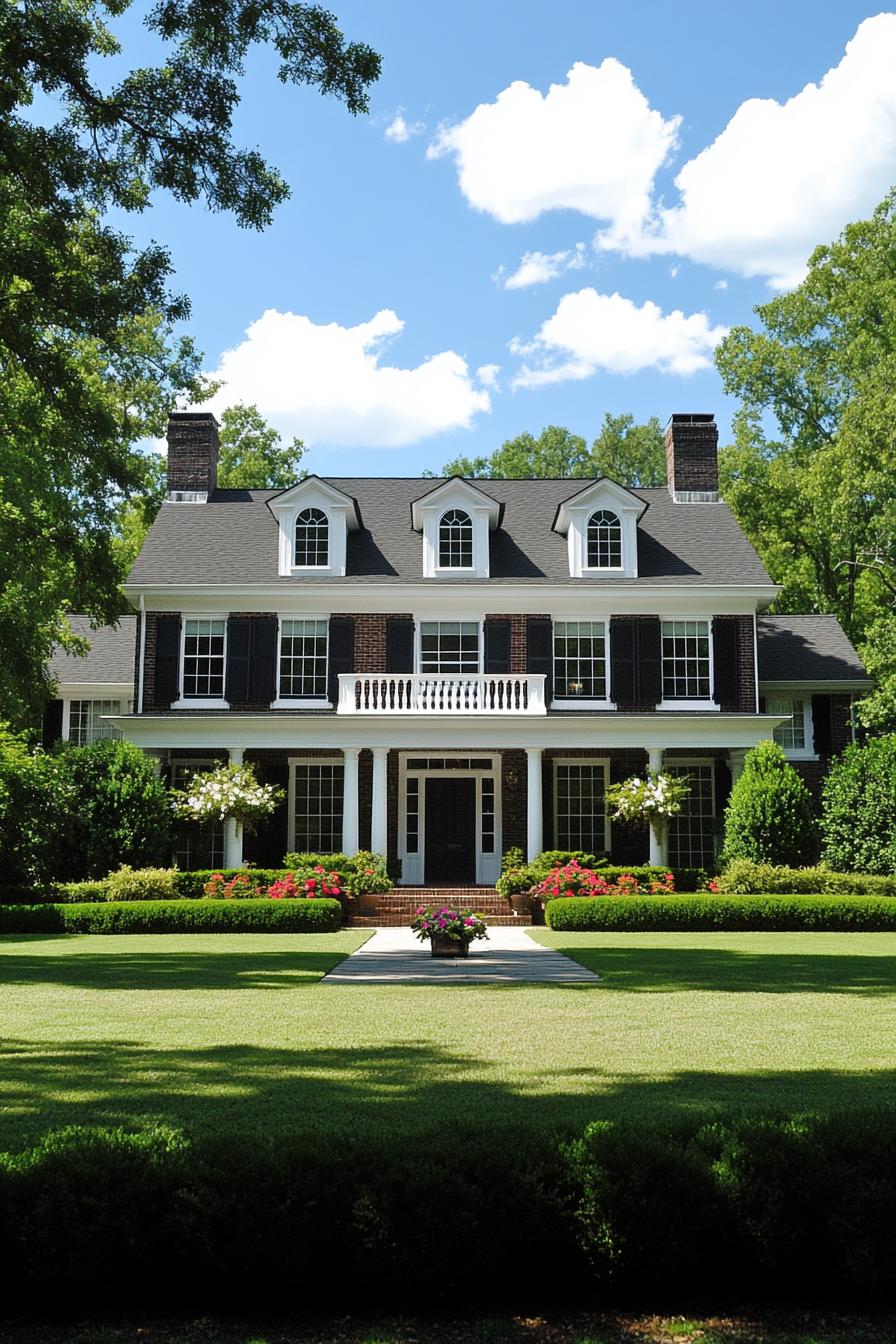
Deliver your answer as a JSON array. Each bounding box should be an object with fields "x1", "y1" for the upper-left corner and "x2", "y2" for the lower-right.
[{"x1": 218, "y1": 403, "x2": 306, "y2": 490}]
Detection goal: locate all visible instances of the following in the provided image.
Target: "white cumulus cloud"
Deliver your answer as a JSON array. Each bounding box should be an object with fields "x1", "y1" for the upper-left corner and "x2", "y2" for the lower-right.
[
  {"x1": 204, "y1": 309, "x2": 490, "y2": 449},
  {"x1": 476, "y1": 363, "x2": 501, "y2": 390},
  {"x1": 606, "y1": 14, "x2": 896, "y2": 287},
  {"x1": 497, "y1": 243, "x2": 587, "y2": 290},
  {"x1": 428, "y1": 59, "x2": 679, "y2": 235},
  {"x1": 511, "y1": 288, "x2": 727, "y2": 386},
  {"x1": 384, "y1": 112, "x2": 425, "y2": 143}
]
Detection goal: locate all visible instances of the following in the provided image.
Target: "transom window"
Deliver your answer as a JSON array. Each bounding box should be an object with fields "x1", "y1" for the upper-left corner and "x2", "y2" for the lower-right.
[
  {"x1": 294, "y1": 508, "x2": 329, "y2": 567},
  {"x1": 553, "y1": 761, "x2": 608, "y2": 854},
  {"x1": 661, "y1": 620, "x2": 710, "y2": 700},
  {"x1": 586, "y1": 510, "x2": 622, "y2": 569},
  {"x1": 438, "y1": 509, "x2": 473, "y2": 568},
  {"x1": 69, "y1": 699, "x2": 122, "y2": 745},
  {"x1": 666, "y1": 762, "x2": 716, "y2": 869},
  {"x1": 553, "y1": 621, "x2": 607, "y2": 700},
  {"x1": 770, "y1": 697, "x2": 807, "y2": 751},
  {"x1": 419, "y1": 621, "x2": 480, "y2": 674},
  {"x1": 182, "y1": 619, "x2": 226, "y2": 699},
  {"x1": 279, "y1": 619, "x2": 328, "y2": 699},
  {"x1": 293, "y1": 762, "x2": 344, "y2": 852}
]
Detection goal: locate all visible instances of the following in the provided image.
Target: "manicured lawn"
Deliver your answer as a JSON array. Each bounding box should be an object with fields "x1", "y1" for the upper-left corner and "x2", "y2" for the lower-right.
[{"x1": 0, "y1": 929, "x2": 895, "y2": 1150}]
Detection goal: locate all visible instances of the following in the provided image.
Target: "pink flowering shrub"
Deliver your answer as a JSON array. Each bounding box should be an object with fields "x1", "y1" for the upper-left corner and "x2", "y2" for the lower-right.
[
  {"x1": 268, "y1": 867, "x2": 346, "y2": 900},
  {"x1": 533, "y1": 862, "x2": 677, "y2": 899},
  {"x1": 410, "y1": 906, "x2": 488, "y2": 943},
  {"x1": 202, "y1": 872, "x2": 265, "y2": 900}
]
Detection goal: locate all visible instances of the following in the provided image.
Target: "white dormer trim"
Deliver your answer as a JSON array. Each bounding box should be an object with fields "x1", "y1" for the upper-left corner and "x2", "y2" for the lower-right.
[
  {"x1": 553, "y1": 478, "x2": 647, "y2": 580},
  {"x1": 268, "y1": 477, "x2": 360, "y2": 578},
  {"x1": 411, "y1": 478, "x2": 501, "y2": 579}
]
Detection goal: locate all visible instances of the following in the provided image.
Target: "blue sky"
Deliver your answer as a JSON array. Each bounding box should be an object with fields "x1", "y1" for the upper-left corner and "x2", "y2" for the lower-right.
[{"x1": 111, "y1": 2, "x2": 896, "y2": 475}]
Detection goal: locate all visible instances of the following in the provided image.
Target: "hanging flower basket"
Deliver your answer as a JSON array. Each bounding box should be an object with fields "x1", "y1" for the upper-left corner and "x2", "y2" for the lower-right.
[{"x1": 170, "y1": 761, "x2": 284, "y2": 833}]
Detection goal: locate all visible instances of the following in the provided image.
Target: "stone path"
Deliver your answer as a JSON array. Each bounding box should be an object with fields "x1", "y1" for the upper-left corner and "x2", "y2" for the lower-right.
[{"x1": 321, "y1": 926, "x2": 600, "y2": 984}]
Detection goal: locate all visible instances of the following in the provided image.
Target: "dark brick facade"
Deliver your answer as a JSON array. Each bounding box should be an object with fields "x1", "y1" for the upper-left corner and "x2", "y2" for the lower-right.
[
  {"x1": 665, "y1": 413, "x2": 718, "y2": 498},
  {"x1": 166, "y1": 412, "x2": 219, "y2": 495}
]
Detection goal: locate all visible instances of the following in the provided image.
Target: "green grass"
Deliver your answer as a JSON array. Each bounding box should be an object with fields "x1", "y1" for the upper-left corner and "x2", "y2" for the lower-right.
[{"x1": 0, "y1": 929, "x2": 895, "y2": 1150}]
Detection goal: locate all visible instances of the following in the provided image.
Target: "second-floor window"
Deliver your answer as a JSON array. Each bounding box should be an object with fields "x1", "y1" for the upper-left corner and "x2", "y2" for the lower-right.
[
  {"x1": 419, "y1": 621, "x2": 480, "y2": 674},
  {"x1": 183, "y1": 618, "x2": 226, "y2": 699},
  {"x1": 553, "y1": 621, "x2": 607, "y2": 700},
  {"x1": 438, "y1": 509, "x2": 473, "y2": 568},
  {"x1": 586, "y1": 510, "x2": 622, "y2": 569},
  {"x1": 294, "y1": 508, "x2": 329, "y2": 567},
  {"x1": 279, "y1": 619, "x2": 328, "y2": 699},
  {"x1": 661, "y1": 620, "x2": 710, "y2": 700}
]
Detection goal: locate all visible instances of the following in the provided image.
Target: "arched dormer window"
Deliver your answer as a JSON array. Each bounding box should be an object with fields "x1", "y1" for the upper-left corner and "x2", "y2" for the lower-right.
[
  {"x1": 586, "y1": 510, "x2": 622, "y2": 569},
  {"x1": 438, "y1": 509, "x2": 473, "y2": 568},
  {"x1": 294, "y1": 507, "x2": 329, "y2": 567}
]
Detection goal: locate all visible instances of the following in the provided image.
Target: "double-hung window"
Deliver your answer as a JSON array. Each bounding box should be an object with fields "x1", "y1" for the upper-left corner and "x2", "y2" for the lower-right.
[
  {"x1": 279, "y1": 619, "x2": 328, "y2": 699},
  {"x1": 182, "y1": 618, "x2": 226, "y2": 699},
  {"x1": 419, "y1": 621, "x2": 480, "y2": 674},
  {"x1": 553, "y1": 760, "x2": 609, "y2": 854},
  {"x1": 68, "y1": 699, "x2": 123, "y2": 744},
  {"x1": 291, "y1": 760, "x2": 344, "y2": 852},
  {"x1": 769, "y1": 696, "x2": 813, "y2": 755},
  {"x1": 553, "y1": 621, "x2": 607, "y2": 702},
  {"x1": 661, "y1": 620, "x2": 711, "y2": 702}
]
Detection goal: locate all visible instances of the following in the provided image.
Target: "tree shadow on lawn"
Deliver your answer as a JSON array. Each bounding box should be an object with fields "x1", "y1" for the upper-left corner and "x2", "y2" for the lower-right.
[
  {"x1": 1, "y1": 1036, "x2": 895, "y2": 1151},
  {"x1": 0, "y1": 948, "x2": 349, "y2": 989}
]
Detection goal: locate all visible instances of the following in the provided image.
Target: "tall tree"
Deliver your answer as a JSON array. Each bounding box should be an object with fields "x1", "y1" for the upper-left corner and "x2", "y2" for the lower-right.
[
  {"x1": 435, "y1": 414, "x2": 665, "y2": 486},
  {"x1": 218, "y1": 404, "x2": 306, "y2": 489},
  {"x1": 0, "y1": 1, "x2": 379, "y2": 724},
  {"x1": 590, "y1": 412, "x2": 666, "y2": 487}
]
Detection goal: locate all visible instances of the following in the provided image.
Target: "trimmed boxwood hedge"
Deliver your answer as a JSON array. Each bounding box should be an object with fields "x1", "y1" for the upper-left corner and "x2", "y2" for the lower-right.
[
  {"x1": 0, "y1": 1110, "x2": 895, "y2": 1312},
  {"x1": 545, "y1": 893, "x2": 896, "y2": 932},
  {"x1": 717, "y1": 859, "x2": 896, "y2": 897},
  {"x1": 0, "y1": 898, "x2": 342, "y2": 934}
]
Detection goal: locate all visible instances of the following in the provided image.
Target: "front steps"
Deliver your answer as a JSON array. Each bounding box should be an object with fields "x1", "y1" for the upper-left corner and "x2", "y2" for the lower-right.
[{"x1": 350, "y1": 886, "x2": 531, "y2": 927}]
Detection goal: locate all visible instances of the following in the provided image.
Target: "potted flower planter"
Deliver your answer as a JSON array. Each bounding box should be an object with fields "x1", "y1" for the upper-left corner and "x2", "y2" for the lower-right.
[
  {"x1": 412, "y1": 906, "x2": 488, "y2": 957},
  {"x1": 510, "y1": 890, "x2": 533, "y2": 917},
  {"x1": 429, "y1": 933, "x2": 469, "y2": 958}
]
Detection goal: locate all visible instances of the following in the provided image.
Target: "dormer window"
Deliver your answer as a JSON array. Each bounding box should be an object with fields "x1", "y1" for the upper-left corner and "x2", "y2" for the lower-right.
[
  {"x1": 294, "y1": 508, "x2": 329, "y2": 568},
  {"x1": 586, "y1": 510, "x2": 622, "y2": 569},
  {"x1": 439, "y1": 510, "x2": 473, "y2": 569}
]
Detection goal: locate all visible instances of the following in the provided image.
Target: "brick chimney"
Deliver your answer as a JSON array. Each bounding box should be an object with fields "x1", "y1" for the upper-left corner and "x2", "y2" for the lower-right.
[
  {"x1": 166, "y1": 412, "x2": 219, "y2": 500},
  {"x1": 665, "y1": 413, "x2": 719, "y2": 502}
]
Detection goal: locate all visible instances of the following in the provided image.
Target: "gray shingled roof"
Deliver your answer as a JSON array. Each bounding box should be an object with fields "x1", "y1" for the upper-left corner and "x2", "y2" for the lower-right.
[
  {"x1": 128, "y1": 478, "x2": 771, "y2": 586},
  {"x1": 757, "y1": 615, "x2": 869, "y2": 683},
  {"x1": 48, "y1": 615, "x2": 136, "y2": 685}
]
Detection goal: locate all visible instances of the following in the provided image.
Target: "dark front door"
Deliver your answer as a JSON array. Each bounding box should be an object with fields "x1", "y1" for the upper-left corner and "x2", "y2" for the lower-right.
[{"x1": 425, "y1": 777, "x2": 477, "y2": 884}]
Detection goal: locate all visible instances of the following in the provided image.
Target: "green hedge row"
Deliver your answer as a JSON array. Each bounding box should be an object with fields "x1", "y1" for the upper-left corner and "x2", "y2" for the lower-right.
[
  {"x1": 0, "y1": 1111, "x2": 894, "y2": 1312},
  {"x1": 0, "y1": 870, "x2": 294, "y2": 905},
  {"x1": 0, "y1": 898, "x2": 342, "y2": 934},
  {"x1": 717, "y1": 859, "x2": 896, "y2": 897},
  {"x1": 545, "y1": 893, "x2": 896, "y2": 931}
]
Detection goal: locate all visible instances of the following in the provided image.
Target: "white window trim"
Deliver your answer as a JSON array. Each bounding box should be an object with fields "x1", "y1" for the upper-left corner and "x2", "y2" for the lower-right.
[
  {"x1": 552, "y1": 756, "x2": 611, "y2": 855},
  {"x1": 551, "y1": 617, "x2": 614, "y2": 710},
  {"x1": 414, "y1": 617, "x2": 484, "y2": 675},
  {"x1": 171, "y1": 613, "x2": 229, "y2": 709},
  {"x1": 287, "y1": 755, "x2": 344, "y2": 853},
  {"x1": 271, "y1": 615, "x2": 332, "y2": 709},
  {"x1": 659, "y1": 617, "x2": 718, "y2": 711},
  {"x1": 292, "y1": 508, "x2": 330, "y2": 571},
  {"x1": 582, "y1": 511, "x2": 625, "y2": 574},
  {"x1": 397, "y1": 753, "x2": 501, "y2": 886},
  {"x1": 767, "y1": 694, "x2": 817, "y2": 759}
]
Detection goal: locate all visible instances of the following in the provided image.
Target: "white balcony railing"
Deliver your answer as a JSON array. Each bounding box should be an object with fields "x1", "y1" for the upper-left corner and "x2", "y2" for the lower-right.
[{"x1": 337, "y1": 672, "x2": 547, "y2": 715}]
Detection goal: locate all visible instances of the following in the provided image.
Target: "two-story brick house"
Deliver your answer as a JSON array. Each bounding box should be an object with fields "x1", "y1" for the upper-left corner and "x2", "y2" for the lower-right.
[{"x1": 46, "y1": 410, "x2": 870, "y2": 880}]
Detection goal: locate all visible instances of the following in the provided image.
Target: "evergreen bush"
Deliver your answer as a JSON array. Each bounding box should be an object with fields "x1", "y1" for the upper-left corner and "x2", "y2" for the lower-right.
[
  {"x1": 721, "y1": 740, "x2": 818, "y2": 867},
  {"x1": 106, "y1": 866, "x2": 179, "y2": 902},
  {"x1": 54, "y1": 739, "x2": 172, "y2": 880},
  {"x1": 821, "y1": 735, "x2": 896, "y2": 874},
  {"x1": 544, "y1": 893, "x2": 896, "y2": 932}
]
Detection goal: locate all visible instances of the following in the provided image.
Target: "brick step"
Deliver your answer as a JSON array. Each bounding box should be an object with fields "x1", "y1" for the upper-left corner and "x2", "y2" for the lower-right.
[
  {"x1": 371, "y1": 904, "x2": 512, "y2": 916},
  {"x1": 390, "y1": 888, "x2": 499, "y2": 899},
  {"x1": 350, "y1": 914, "x2": 532, "y2": 928}
]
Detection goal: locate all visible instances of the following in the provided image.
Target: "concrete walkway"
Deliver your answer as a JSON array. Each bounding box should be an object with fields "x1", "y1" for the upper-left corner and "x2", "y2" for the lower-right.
[{"x1": 321, "y1": 926, "x2": 600, "y2": 984}]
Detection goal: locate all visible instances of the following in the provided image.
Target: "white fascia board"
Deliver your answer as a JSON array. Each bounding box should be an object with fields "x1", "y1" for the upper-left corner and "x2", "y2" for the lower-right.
[
  {"x1": 112, "y1": 712, "x2": 786, "y2": 753},
  {"x1": 124, "y1": 583, "x2": 780, "y2": 616},
  {"x1": 759, "y1": 679, "x2": 871, "y2": 692},
  {"x1": 57, "y1": 681, "x2": 134, "y2": 698}
]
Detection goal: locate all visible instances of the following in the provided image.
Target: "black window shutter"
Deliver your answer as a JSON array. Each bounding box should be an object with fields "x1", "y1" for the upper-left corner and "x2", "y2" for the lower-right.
[
  {"x1": 225, "y1": 617, "x2": 252, "y2": 705},
  {"x1": 386, "y1": 617, "x2": 414, "y2": 673},
  {"x1": 42, "y1": 699, "x2": 63, "y2": 748},
  {"x1": 812, "y1": 694, "x2": 833, "y2": 756},
  {"x1": 155, "y1": 615, "x2": 182, "y2": 707},
  {"x1": 712, "y1": 616, "x2": 738, "y2": 708},
  {"x1": 714, "y1": 759, "x2": 732, "y2": 816},
  {"x1": 251, "y1": 617, "x2": 278, "y2": 705},
  {"x1": 636, "y1": 618, "x2": 662, "y2": 707},
  {"x1": 610, "y1": 617, "x2": 636, "y2": 706},
  {"x1": 484, "y1": 619, "x2": 511, "y2": 674},
  {"x1": 526, "y1": 617, "x2": 553, "y2": 703},
  {"x1": 328, "y1": 616, "x2": 355, "y2": 704}
]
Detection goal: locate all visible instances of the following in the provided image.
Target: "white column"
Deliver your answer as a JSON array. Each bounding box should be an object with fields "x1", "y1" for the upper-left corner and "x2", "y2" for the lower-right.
[
  {"x1": 224, "y1": 747, "x2": 245, "y2": 869},
  {"x1": 342, "y1": 747, "x2": 360, "y2": 855},
  {"x1": 370, "y1": 748, "x2": 389, "y2": 857},
  {"x1": 647, "y1": 747, "x2": 664, "y2": 867},
  {"x1": 526, "y1": 747, "x2": 543, "y2": 862}
]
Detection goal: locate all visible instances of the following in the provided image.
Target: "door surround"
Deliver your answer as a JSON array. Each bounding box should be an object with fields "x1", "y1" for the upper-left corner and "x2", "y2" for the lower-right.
[{"x1": 398, "y1": 752, "x2": 501, "y2": 886}]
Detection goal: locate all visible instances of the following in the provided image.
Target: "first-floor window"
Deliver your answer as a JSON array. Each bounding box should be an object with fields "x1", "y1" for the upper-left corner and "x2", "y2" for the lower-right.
[
  {"x1": 770, "y1": 697, "x2": 807, "y2": 751},
  {"x1": 666, "y1": 762, "x2": 715, "y2": 869},
  {"x1": 293, "y1": 761, "x2": 344, "y2": 852},
  {"x1": 553, "y1": 761, "x2": 608, "y2": 854},
  {"x1": 419, "y1": 621, "x2": 480, "y2": 674},
  {"x1": 183, "y1": 618, "x2": 226, "y2": 698},
  {"x1": 171, "y1": 760, "x2": 224, "y2": 870},
  {"x1": 68, "y1": 699, "x2": 122, "y2": 745},
  {"x1": 661, "y1": 620, "x2": 710, "y2": 700},
  {"x1": 279, "y1": 619, "x2": 328, "y2": 698},
  {"x1": 553, "y1": 621, "x2": 607, "y2": 700}
]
